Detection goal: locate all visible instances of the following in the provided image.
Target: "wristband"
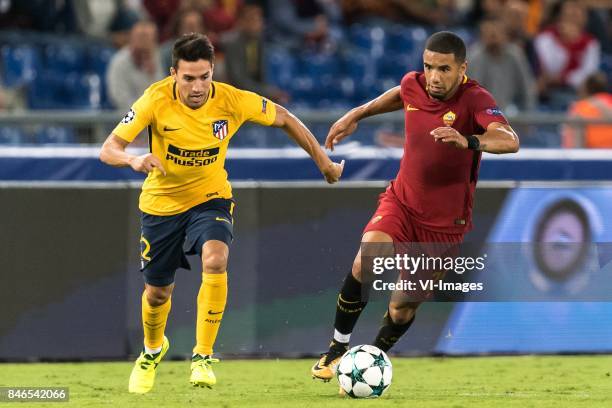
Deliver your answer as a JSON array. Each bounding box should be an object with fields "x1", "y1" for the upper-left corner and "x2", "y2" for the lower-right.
[{"x1": 467, "y1": 135, "x2": 480, "y2": 150}]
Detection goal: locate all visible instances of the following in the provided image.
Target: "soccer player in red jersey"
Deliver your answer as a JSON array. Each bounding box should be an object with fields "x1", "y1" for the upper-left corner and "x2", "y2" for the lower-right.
[{"x1": 311, "y1": 31, "x2": 520, "y2": 380}]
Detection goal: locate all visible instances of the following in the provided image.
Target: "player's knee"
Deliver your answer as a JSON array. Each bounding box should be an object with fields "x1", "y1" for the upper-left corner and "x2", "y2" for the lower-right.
[
  {"x1": 352, "y1": 253, "x2": 380, "y2": 283},
  {"x1": 145, "y1": 285, "x2": 172, "y2": 306},
  {"x1": 388, "y1": 302, "x2": 418, "y2": 325},
  {"x1": 351, "y1": 257, "x2": 363, "y2": 282},
  {"x1": 203, "y1": 252, "x2": 227, "y2": 274}
]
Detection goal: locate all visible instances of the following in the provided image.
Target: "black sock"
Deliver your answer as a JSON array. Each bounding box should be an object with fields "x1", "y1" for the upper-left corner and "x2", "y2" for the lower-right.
[
  {"x1": 333, "y1": 272, "x2": 369, "y2": 345},
  {"x1": 373, "y1": 310, "x2": 415, "y2": 352}
]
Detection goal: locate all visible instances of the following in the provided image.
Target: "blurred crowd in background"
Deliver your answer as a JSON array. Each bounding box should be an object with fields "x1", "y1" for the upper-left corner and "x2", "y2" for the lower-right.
[{"x1": 0, "y1": 0, "x2": 611, "y2": 147}]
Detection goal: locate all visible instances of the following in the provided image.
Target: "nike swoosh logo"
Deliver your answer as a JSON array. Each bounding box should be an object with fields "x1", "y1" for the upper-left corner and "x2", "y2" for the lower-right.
[
  {"x1": 208, "y1": 310, "x2": 223, "y2": 315},
  {"x1": 215, "y1": 217, "x2": 231, "y2": 224},
  {"x1": 406, "y1": 105, "x2": 419, "y2": 111},
  {"x1": 163, "y1": 126, "x2": 181, "y2": 131}
]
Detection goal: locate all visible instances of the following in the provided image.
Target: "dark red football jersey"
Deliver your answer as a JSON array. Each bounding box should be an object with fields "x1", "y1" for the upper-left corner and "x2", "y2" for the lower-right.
[{"x1": 391, "y1": 71, "x2": 508, "y2": 233}]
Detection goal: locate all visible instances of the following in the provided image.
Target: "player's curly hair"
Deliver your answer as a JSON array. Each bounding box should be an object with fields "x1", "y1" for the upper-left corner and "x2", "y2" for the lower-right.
[
  {"x1": 172, "y1": 33, "x2": 215, "y2": 69},
  {"x1": 425, "y1": 31, "x2": 466, "y2": 63}
]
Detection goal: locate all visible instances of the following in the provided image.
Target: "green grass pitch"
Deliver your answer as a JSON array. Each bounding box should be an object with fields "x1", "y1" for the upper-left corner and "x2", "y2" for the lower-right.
[{"x1": 2, "y1": 356, "x2": 612, "y2": 407}]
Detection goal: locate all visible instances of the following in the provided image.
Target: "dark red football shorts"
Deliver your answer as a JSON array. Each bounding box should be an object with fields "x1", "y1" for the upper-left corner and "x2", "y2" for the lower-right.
[
  {"x1": 363, "y1": 189, "x2": 465, "y2": 246},
  {"x1": 363, "y1": 189, "x2": 465, "y2": 299}
]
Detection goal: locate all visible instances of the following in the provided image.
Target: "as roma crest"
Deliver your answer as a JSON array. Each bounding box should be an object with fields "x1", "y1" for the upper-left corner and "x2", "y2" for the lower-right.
[
  {"x1": 212, "y1": 120, "x2": 228, "y2": 140},
  {"x1": 442, "y1": 111, "x2": 456, "y2": 126}
]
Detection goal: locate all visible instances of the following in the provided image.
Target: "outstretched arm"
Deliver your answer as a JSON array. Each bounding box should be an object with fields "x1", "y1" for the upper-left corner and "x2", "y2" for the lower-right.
[
  {"x1": 272, "y1": 104, "x2": 344, "y2": 183},
  {"x1": 431, "y1": 122, "x2": 520, "y2": 154},
  {"x1": 325, "y1": 86, "x2": 403, "y2": 150}
]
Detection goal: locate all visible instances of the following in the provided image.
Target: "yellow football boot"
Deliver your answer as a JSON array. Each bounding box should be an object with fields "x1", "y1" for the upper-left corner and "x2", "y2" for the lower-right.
[
  {"x1": 190, "y1": 354, "x2": 220, "y2": 388},
  {"x1": 128, "y1": 336, "x2": 170, "y2": 394}
]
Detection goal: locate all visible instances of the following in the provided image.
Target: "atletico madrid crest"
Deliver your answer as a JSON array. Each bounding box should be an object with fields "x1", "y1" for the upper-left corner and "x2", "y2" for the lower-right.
[{"x1": 212, "y1": 120, "x2": 228, "y2": 140}]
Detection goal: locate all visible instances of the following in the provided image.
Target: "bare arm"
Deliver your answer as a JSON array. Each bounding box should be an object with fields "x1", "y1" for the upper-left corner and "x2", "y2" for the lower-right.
[
  {"x1": 325, "y1": 86, "x2": 403, "y2": 150},
  {"x1": 477, "y1": 122, "x2": 520, "y2": 153},
  {"x1": 431, "y1": 122, "x2": 520, "y2": 154},
  {"x1": 272, "y1": 104, "x2": 344, "y2": 183},
  {"x1": 99, "y1": 134, "x2": 166, "y2": 175}
]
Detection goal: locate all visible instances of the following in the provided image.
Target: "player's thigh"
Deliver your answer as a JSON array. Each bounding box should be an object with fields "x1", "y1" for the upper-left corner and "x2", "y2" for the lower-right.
[
  {"x1": 357, "y1": 194, "x2": 411, "y2": 281},
  {"x1": 184, "y1": 198, "x2": 234, "y2": 273},
  {"x1": 362, "y1": 230, "x2": 394, "y2": 244},
  {"x1": 140, "y1": 212, "x2": 190, "y2": 287},
  {"x1": 352, "y1": 230, "x2": 395, "y2": 281},
  {"x1": 362, "y1": 190, "x2": 412, "y2": 243}
]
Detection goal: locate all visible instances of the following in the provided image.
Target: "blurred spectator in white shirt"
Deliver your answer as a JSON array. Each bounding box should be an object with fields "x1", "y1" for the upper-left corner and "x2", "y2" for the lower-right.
[
  {"x1": 534, "y1": 0, "x2": 600, "y2": 107},
  {"x1": 72, "y1": 0, "x2": 141, "y2": 48},
  {"x1": 106, "y1": 20, "x2": 164, "y2": 110},
  {"x1": 469, "y1": 17, "x2": 536, "y2": 113}
]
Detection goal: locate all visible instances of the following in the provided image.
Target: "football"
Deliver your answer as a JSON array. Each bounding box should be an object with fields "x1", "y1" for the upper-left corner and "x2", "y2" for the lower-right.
[{"x1": 336, "y1": 344, "x2": 392, "y2": 398}]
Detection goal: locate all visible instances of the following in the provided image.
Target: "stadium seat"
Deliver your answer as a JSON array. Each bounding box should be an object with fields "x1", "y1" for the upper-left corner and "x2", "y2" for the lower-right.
[
  {"x1": 0, "y1": 126, "x2": 28, "y2": 145},
  {"x1": 366, "y1": 78, "x2": 396, "y2": 101},
  {"x1": 519, "y1": 126, "x2": 560, "y2": 147},
  {"x1": 86, "y1": 45, "x2": 115, "y2": 109},
  {"x1": 377, "y1": 53, "x2": 415, "y2": 82},
  {"x1": 1, "y1": 44, "x2": 41, "y2": 87},
  {"x1": 343, "y1": 51, "x2": 378, "y2": 83},
  {"x1": 385, "y1": 25, "x2": 429, "y2": 55},
  {"x1": 66, "y1": 73, "x2": 103, "y2": 109},
  {"x1": 348, "y1": 24, "x2": 386, "y2": 58},
  {"x1": 298, "y1": 52, "x2": 340, "y2": 81},
  {"x1": 452, "y1": 27, "x2": 476, "y2": 47},
  {"x1": 63, "y1": 73, "x2": 85, "y2": 108},
  {"x1": 344, "y1": 122, "x2": 378, "y2": 145},
  {"x1": 44, "y1": 42, "x2": 87, "y2": 74},
  {"x1": 233, "y1": 124, "x2": 293, "y2": 147},
  {"x1": 28, "y1": 72, "x2": 64, "y2": 109},
  {"x1": 265, "y1": 48, "x2": 297, "y2": 88},
  {"x1": 28, "y1": 71, "x2": 103, "y2": 110},
  {"x1": 87, "y1": 45, "x2": 115, "y2": 76},
  {"x1": 385, "y1": 25, "x2": 417, "y2": 54},
  {"x1": 35, "y1": 126, "x2": 77, "y2": 144},
  {"x1": 408, "y1": 26, "x2": 429, "y2": 46},
  {"x1": 335, "y1": 77, "x2": 378, "y2": 107},
  {"x1": 286, "y1": 75, "x2": 317, "y2": 106},
  {"x1": 335, "y1": 76, "x2": 356, "y2": 103}
]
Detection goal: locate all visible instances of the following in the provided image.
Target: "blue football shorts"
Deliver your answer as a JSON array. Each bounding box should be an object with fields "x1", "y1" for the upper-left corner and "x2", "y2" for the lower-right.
[{"x1": 139, "y1": 198, "x2": 234, "y2": 286}]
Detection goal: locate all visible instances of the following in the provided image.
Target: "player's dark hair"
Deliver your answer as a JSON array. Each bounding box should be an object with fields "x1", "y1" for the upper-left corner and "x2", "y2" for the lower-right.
[
  {"x1": 172, "y1": 33, "x2": 214, "y2": 69},
  {"x1": 425, "y1": 31, "x2": 466, "y2": 63}
]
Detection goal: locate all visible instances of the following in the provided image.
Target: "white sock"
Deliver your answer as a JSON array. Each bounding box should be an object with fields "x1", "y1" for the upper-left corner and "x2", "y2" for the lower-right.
[
  {"x1": 144, "y1": 345, "x2": 162, "y2": 355},
  {"x1": 333, "y1": 329, "x2": 351, "y2": 344}
]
